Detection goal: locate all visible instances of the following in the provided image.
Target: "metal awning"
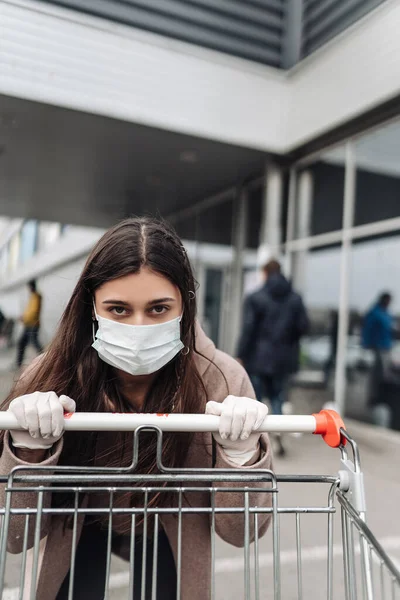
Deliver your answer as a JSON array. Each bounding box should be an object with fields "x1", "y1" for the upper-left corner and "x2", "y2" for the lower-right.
[{"x1": 0, "y1": 94, "x2": 267, "y2": 235}]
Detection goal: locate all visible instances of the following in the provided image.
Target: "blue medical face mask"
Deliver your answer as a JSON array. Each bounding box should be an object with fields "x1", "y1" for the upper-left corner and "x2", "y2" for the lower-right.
[{"x1": 92, "y1": 310, "x2": 184, "y2": 376}]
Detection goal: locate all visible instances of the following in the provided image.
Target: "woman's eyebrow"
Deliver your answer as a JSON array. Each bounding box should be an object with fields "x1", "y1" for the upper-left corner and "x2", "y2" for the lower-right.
[
  {"x1": 102, "y1": 299, "x2": 131, "y2": 306},
  {"x1": 147, "y1": 297, "x2": 176, "y2": 306}
]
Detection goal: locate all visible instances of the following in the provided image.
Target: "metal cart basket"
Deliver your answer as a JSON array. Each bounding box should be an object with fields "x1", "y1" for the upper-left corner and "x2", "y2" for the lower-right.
[{"x1": 0, "y1": 409, "x2": 399, "y2": 599}]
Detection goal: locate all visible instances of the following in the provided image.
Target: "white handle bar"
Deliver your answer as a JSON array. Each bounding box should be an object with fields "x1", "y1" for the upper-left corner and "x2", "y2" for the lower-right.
[
  {"x1": 0, "y1": 410, "x2": 345, "y2": 447},
  {"x1": 0, "y1": 413, "x2": 314, "y2": 433}
]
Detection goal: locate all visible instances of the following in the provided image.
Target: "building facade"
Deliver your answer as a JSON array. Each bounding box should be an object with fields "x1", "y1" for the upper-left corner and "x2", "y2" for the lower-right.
[{"x1": 1, "y1": 0, "x2": 400, "y2": 421}]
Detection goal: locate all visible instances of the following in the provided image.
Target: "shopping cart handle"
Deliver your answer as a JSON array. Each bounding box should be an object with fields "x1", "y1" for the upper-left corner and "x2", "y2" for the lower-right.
[
  {"x1": 312, "y1": 409, "x2": 346, "y2": 447},
  {"x1": 0, "y1": 409, "x2": 345, "y2": 447}
]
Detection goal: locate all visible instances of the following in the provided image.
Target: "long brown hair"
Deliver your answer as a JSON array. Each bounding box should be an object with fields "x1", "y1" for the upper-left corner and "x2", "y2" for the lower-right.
[{"x1": 1, "y1": 217, "x2": 207, "y2": 482}]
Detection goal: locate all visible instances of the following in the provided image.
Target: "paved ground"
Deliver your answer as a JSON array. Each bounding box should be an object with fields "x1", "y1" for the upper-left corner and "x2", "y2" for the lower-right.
[{"x1": 1, "y1": 348, "x2": 400, "y2": 598}]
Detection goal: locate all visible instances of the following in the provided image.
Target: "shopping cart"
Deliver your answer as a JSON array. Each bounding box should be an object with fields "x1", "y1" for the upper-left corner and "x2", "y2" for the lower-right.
[{"x1": 0, "y1": 409, "x2": 399, "y2": 599}]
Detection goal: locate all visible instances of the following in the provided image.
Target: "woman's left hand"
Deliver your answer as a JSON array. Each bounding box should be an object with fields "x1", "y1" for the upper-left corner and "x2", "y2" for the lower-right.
[{"x1": 205, "y1": 395, "x2": 268, "y2": 464}]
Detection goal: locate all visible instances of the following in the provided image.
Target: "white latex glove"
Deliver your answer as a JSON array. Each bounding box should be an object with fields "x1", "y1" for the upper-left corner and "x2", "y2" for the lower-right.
[
  {"x1": 8, "y1": 391, "x2": 76, "y2": 450},
  {"x1": 205, "y1": 395, "x2": 268, "y2": 465}
]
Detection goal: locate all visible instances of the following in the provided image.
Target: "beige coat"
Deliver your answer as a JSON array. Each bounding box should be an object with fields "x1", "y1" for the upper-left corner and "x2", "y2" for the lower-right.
[{"x1": 0, "y1": 327, "x2": 273, "y2": 599}]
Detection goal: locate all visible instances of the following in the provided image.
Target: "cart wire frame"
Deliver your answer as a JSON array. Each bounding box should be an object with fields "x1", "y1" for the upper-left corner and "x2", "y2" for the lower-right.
[{"x1": 0, "y1": 410, "x2": 398, "y2": 599}]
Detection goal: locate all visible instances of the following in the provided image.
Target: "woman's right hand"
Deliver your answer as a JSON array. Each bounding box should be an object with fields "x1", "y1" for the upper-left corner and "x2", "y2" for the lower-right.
[{"x1": 8, "y1": 391, "x2": 76, "y2": 450}]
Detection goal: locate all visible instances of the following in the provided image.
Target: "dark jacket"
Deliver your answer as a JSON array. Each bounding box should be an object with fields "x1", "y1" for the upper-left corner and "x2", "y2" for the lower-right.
[{"x1": 237, "y1": 274, "x2": 309, "y2": 377}]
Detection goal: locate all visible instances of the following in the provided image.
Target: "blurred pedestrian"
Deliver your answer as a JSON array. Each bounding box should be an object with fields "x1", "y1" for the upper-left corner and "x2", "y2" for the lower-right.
[
  {"x1": 362, "y1": 292, "x2": 397, "y2": 427},
  {"x1": 237, "y1": 259, "x2": 309, "y2": 455},
  {"x1": 362, "y1": 292, "x2": 393, "y2": 354},
  {"x1": 16, "y1": 279, "x2": 43, "y2": 368}
]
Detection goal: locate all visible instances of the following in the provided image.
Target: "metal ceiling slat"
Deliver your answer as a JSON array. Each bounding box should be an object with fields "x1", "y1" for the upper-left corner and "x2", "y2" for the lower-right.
[
  {"x1": 303, "y1": 0, "x2": 323, "y2": 12},
  {"x1": 303, "y1": 0, "x2": 386, "y2": 55},
  {"x1": 123, "y1": 0, "x2": 282, "y2": 43},
  {"x1": 307, "y1": 0, "x2": 369, "y2": 45},
  {"x1": 243, "y1": 0, "x2": 284, "y2": 14},
  {"x1": 281, "y1": 0, "x2": 303, "y2": 68},
  {"x1": 158, "y1": 0, "x2": 284, "y2": 30},
  {"x1": 186, "y1": 34, "x2": 281, "y2": 65},
  {"x1": 35, "y1": 0, "x2": 389, "y2": 68},
  {"x1": 117, "y1": 2, "x2": 283, "y2": 61},
  {"x1": 41, "y1": 0, "x2": 284, "y2": 66},
  {"x1": 304, "y1": 0, "x2": 341, "y2": 27},
  {"x1": 113, "y1": 3, "x2": 282, "y2": 55}
]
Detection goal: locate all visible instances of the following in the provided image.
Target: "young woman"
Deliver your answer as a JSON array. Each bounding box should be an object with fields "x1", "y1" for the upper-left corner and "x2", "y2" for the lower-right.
[{"x1": 0, "y1": 217, "x2": 272, "y2": 600}]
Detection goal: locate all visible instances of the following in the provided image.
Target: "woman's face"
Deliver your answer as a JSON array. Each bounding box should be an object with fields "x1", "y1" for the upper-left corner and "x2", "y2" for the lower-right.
[{"x1": 94, "y1": 267, "x2": 182, "y2": 325}]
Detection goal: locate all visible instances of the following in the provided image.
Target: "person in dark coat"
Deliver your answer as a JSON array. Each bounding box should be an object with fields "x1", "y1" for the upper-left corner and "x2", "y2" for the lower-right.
[{"x1": 237, "y1": 259, "x2": 309, "y2": 454}]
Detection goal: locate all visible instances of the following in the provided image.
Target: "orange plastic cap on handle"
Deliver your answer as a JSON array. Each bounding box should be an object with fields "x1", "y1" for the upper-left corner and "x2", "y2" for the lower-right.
[{"x1": 312, "y1": 409, "x2": 346, "y2": 448}]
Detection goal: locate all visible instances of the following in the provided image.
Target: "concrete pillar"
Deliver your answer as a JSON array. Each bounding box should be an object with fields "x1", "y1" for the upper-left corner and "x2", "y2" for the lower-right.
[
  {"x1": 335, "y1": 142, "x2": 356, "y2": 415},
  {"x1": 291, "y1": 170, "x2": 314, "y2": 294},
  {"x1": 257, "y1": 163, "x2": 283, "y2": 270},
  {"x1": 226, "y1": 187, "x2": 248, "y2": 356},
  {"x1": 284, "y1": 168, "x2": 297, "y2": 278}
]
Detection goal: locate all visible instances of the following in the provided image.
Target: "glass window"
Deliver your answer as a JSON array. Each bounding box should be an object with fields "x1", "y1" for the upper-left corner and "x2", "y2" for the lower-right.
[
  {"x1": 345, "y1": 236, "x2": 400, "y2": 429},
  {"x1": 341, "y1": 119, "x2": 400, "y2": 429},
  {"x1": 246, "y1": 186, "x2": 264, "y2": 249},
  {"x1": 354, "y1": 120, "x2": 400, "y2": 227},
  {"x1": 197, "y1": 199, "x2": 234, "y2": 352},
  {"x1": 292, "y1": 246, "x2": 340, "y2": 407},
  {"x1": 19, "y1": 220, "x2": 38, "y2": 264},
  {"x1": 203, "y1": 268, "x2": 224, "y2": 345},
  {"x1": 8, "y1": 234, "x2": 20, "y2": 272},
  {"x1": 60, "y1": 224, "x2": 70, "y2": 236},
  {"x1": 293, "y1": 145, "x2": 346, "y2": 239},
  {"x1": 37, "y1": 222, "x2": 62, "y2": 251},
  {"x1": 0, "y1": 245, "x2": 9, "y2": 279},
  {"x1": 175, "y1": 198, "x2": 240, "y2": 352}
]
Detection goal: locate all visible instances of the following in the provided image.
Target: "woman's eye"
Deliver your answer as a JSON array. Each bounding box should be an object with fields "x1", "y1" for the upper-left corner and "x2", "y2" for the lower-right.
[
  {"x1": 151, "y1": 305, "x2": 169, "y2": 314},
  {"x1": 111, "y1": 306, "x2": 128, "y2": 315}
]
